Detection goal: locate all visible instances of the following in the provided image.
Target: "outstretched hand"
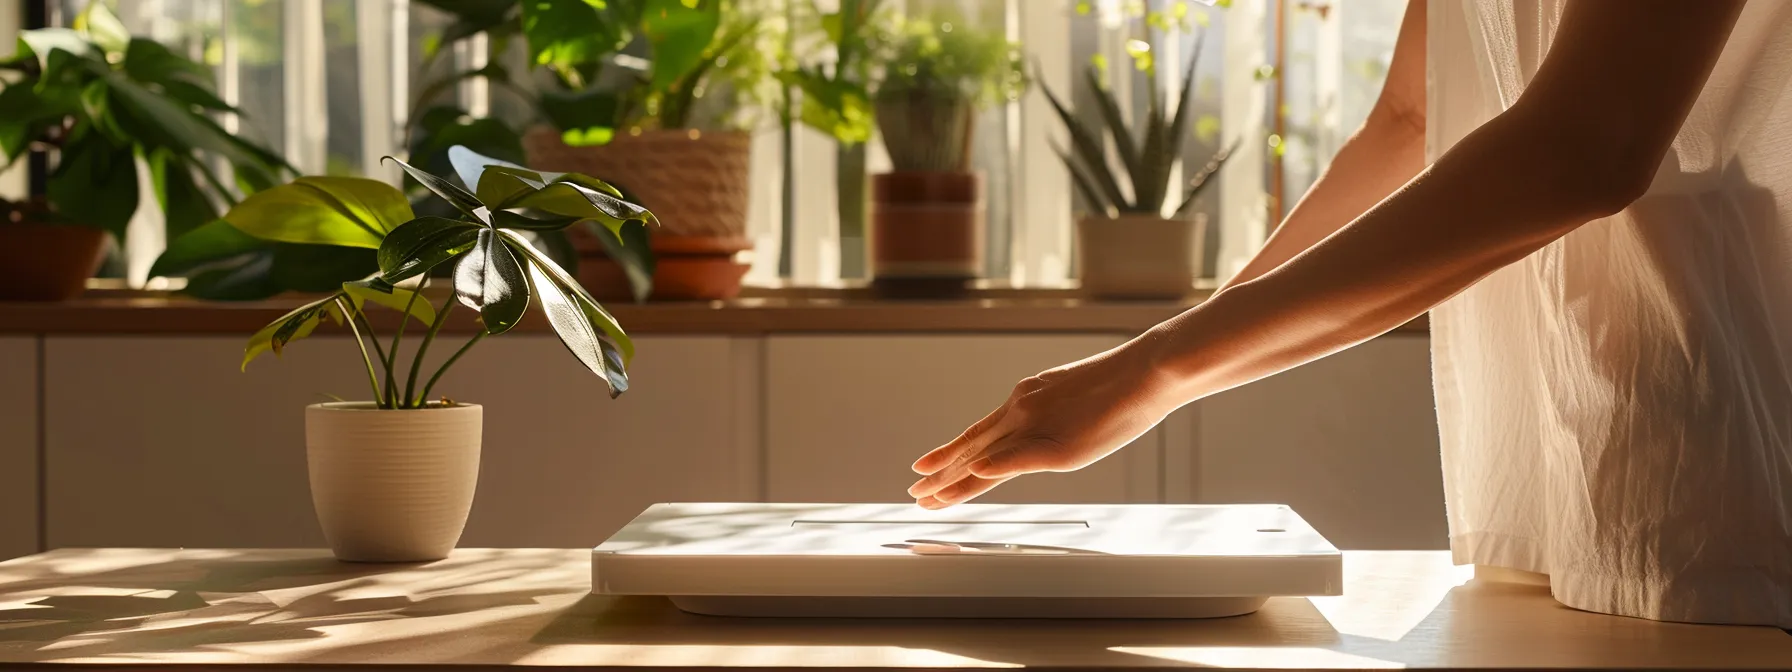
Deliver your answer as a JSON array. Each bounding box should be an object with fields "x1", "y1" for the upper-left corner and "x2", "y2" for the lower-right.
[{"x1": 907, "y1": 340, "x2": 1176, "y2": 509}]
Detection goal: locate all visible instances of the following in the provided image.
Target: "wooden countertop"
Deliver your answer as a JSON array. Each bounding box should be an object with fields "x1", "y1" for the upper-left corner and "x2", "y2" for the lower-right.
[
  {"x1": 0, "y1": 290, "x2": 1430, "y2": 336},
  {"x1": 0, "y1": 548, "x2": 1784, "y2": 670}
]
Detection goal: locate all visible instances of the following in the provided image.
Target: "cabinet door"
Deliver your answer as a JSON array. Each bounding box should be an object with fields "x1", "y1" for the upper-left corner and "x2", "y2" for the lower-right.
[
  {"x1": 44, "y1": 336, "x2": 750, "y2": 549},
  {"x1": 766, "y1": 336, "x2": 1161, "y2": 504},
  {"x1": 0, "y1": 337, "x2": 37, "y2": 560},
  {"x1": 1194, "y1": 336, "x2": 1447, "y2": 549}
]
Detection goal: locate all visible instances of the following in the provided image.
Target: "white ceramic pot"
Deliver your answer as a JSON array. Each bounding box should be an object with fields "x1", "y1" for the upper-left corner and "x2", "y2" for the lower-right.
[
  {"x1": 305, "y1": 402, "x2": 482, "y2": 562},
  {"x1": 1076, "y1": 213, "x2": 1207, "y2": 300}
]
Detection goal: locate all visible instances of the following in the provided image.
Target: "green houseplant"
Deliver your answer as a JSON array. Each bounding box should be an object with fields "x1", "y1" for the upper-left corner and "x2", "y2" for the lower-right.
[
  {"x1": 0, "y1": 3, "x2": 292, "y2": 299},
  {"x1": 866, "y1": 11, "x2": 1024, "y2": 293},
  {"x1": 1041, "y1": 18, "x2": 1234, "y2": 299},
  {"x1": 231, "y1": 145, "x2": 654, "y2": 562}
]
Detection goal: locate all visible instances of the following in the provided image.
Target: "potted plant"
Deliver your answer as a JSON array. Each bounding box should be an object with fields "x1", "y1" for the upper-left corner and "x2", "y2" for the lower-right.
[
  {"x1": 230, "y1": 145, "x2": 652, "y2": 562},
  {"x1": 1040, "y1": 25, "x2": 1234, "y2": 300},
  {"x1": 866, "y1": 12, "x2": 1024, "y2": 295},
  {"x1": 0, "y1": 3, "x2": 292, "y2": 299},
  {"x1": 508, "y1": 0, "x2": 771, "y2": 301}
]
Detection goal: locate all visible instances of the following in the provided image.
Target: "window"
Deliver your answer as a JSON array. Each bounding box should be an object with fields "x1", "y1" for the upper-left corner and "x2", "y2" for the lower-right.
[{"x1": 44, "y1": 0, "x2": 1404, "y2": 290}]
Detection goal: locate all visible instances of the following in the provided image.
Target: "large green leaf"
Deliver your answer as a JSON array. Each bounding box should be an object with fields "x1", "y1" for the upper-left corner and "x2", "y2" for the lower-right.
[
  {"x1": 46, "y1": 133, "x2": 137, "y2": 240},
  {"x1": 99, "y1": 66, "x2": 288, "y2": 191},
  {"x1": 343, "y1": 276, "x2": 436, "y2": 326},
  {"x1": 74, "y1": 2, "x2": 130, "y2": 55},
  {"x1": 502, "y1": 230, "x2": 630, "y2": 396},
  {"x1": 18, "y1": 28, "x2": 98, "y2": 75},
  {"x1": 0, "y1": 82, "x2": 76, "y2": 163},
  {"x1": 641, "y1": 0, "x2": 721, "y2": 93},
  {"x1": 498, "y1": 229, "x2": 633, "y2": 364},
  {"x1": 123, "y1": 38, "x2": 234, "y2": 112},
  {"x1": 151, "y1": 218, "x2": 267, "y2": 279},
  {"x1": 449, "y1": 144, "x2": 533, "y2": 200},
  {"x1": 242, "y1": 294, "x2": 342, "y2": 371},
  {"x1": 507, "y1": 181, "x2": 657, "y2": 235},
  {"x1": 182, "y1": 251, "x2": 282, "y2": 301},
  {"x1": 387, "y1": 155, "x2": 488, "y2": 222},
  {"x1": 148, "y1": 150, "x2": 221, "y2": 239},
  {"x1": 268, "y1": 244, "x2": 379, "y2": 293},
  {"x1": 378, "y1": 216, "x2": 484, "y2": 283},
  {"x1": 223, "y1": 177, "x2": 412, "y2": 248},
  {"x1": 455, "y1": 228, "x2": 530, "y2": 334}
]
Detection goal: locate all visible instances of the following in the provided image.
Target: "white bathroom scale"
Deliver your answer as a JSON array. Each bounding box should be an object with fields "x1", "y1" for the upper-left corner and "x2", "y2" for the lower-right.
[{"x1": 591, "y1": 502, "x2": 1342, "y2": 618}]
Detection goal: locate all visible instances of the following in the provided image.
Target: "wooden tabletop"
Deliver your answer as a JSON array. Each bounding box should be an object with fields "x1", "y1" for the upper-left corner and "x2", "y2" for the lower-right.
[{"x1": 0, "y1": 549, "x2": 1785, "y2": 670}]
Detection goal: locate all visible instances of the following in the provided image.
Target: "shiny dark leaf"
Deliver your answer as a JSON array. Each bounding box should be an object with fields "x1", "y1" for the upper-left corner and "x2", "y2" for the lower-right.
[
  {"x1": 378, "y1": 216, "x2": 483, "y2": 283},
  {"x1": 454, "y1": 228, "x2": 530, "y2": 334},
  {"x1": 386, "y1": 155, "x2": 488, "y2": 222}
]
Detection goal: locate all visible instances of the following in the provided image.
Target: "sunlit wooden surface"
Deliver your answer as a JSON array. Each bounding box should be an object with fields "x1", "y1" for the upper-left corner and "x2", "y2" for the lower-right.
[{"x1": 1, "y1": 549, "x2": 1787, "y2": 670}]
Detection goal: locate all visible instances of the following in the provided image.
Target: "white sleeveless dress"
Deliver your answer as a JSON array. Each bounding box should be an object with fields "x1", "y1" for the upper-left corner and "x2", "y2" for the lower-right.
[{"x1": 1428, "y1": 0, "x2": 1792, "y2": 627}]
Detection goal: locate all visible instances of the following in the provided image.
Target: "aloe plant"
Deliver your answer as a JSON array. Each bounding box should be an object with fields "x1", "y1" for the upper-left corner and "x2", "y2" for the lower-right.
[
  {"x1": 1039, "y1": 30, "x2": 1234, "y2": 219},
  {"x1": 237, "y1": 146, "x2": 655, "y2": 406}
]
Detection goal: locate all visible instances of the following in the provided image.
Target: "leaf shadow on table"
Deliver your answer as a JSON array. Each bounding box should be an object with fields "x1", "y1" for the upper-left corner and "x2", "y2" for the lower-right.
[{"x1": 0, "y1": 549, "x2": 572, "y2": 663}]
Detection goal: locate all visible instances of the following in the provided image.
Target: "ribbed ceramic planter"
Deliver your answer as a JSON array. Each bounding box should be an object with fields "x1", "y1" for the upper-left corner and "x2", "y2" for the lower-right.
[
  {"x1": 305, "y1": 402, "x2": 482, "y2": 562},
  {"x1": 1076, "y1": 213, "x2": 1207, "y2": 300},
  {"x1": 869, "y1": 171, "x2": 985, "y2": 296}
]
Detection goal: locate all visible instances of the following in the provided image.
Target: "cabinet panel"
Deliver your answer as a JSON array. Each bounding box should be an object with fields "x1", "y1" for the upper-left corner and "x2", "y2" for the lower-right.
[
  {"x1": 45, "y1": 336, "x2": 748, "y2": 549},
  {"x1": 766, "y1": 336, "x2": 1160, "y2": 504},
  {"x1": 1196, "y1": 336, "x2": 1446, "y2": 549},
  {"x1": 0, "y1": 337, "x2": 37, "y2": 560}
]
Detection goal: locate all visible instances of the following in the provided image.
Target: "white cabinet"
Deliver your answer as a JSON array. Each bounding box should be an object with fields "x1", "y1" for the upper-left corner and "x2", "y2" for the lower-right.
[
  {"x1": 0, "y1": 337, "x2": 37, "y2": 560},
  {"x1": 43, "y1": 336, "x2": 751, "y2": 549},
  {"x1": 765, "y1": 336, "x2": 1162, "y2": 504},
  {"x1": 1191, "y1": 336, "x2": 1447, "y2": 549}
]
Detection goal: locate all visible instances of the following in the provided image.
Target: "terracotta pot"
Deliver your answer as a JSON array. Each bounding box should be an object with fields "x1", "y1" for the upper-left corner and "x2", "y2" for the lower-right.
[
  {"x1": 579, "y1": 235, "x2": 752, "y2": 302},
  {"x1": 1076, "y1": 213, "x2": 1207, "y2": 300},
  {"x1": 522, "y1": 127, "x2": 752, "y2": 240},
  {"x1": 869, "y1": 171, "x2": 985, "y2": 294},
  {"x1": 305, "y1": 402, "x2": 482, "y2": 563},
  {"x1": 0, "y1": 224, "x2": 107, "y2": 301}
]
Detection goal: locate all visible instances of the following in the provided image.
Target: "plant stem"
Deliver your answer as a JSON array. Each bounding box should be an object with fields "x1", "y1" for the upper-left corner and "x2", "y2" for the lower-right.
[
  {"x1": 419, "y1": 330, "x2": 486, "y2": 405},
  {"x1": 386, "y1": 288, "x2": 421, "y2": 408},
  {"x1": 335, "y1": 297, "x2": 385, "y2": 406},
  {"x1": 348, "y1": 307, "x2": 391, "y2": 407},
  {"x1": 406, "y1": 296, "x2": 457, "y2": 407}
]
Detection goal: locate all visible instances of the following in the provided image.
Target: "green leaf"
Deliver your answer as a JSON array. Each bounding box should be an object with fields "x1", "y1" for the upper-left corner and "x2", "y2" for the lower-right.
[
  {"x1": 508, "y1": 181, "x2": 657, "y2": 235},
  {"x1": 19, "y1": 28, "x2": 98, "y2": 74},
  {"x1": 386, "y1": 155, "x2": 488, "y2": 222},
  {"x1": 0, "y1": 83, "x2": 76, "y2": 163},
  {"x1": 641, "y1": 0, "x2": 720, "y2": 93},
  {"x1": 1040, "y1": 76, "x2": 1128, "y2": 209},
  {"x1": 152, "y1": 218, "x2": 267, "y2": 279},
  {"x1": 242, "y1": 294, "x2": 341, "y2": 371},
  {"x1": 480, "y1": 167, "x2": 552, "y2": 209},
  {"x1": 343, "y1": 276, "x2": 436, "y2": 325},
  {"x1": 74, "y1": 2, "x2": 130, "y2": 54},
  {"x1": 491, "y1": 209, "x2": 579, "y2": 231},
  {"x1": 46, "y1": 133, "x2": 137, "y2": 241},
  {"x1": 124, "y1": 38, "x2": 235, "y2": 112},
  {"x1": 539, "y1": 86, "x2": 623, "y2": 135},
  {"x1": 182, "y1": 251, "x2": 282, "y2": 301},
  {"x1": 502, "y1": 229, "x2": 630, "y2": 396},
  {"x1": 455, "y1": 228, "x2": 530, "y2": 334},
  {"x1": 591, "y1": 219, "x2": 654, "y2": 304},
  {"x1": 498, "y1": 229, "x2": 632, "y2": 364},
  {"x1": 269, "y1": 244, "x2": 379, "y2": 293},
  {"x1": 99, "y1": 66, "x2": 290, "y2": 191},
  {"x1": 1086, "y1": 67, "x2": 1141, "y2": 185},
  {"x1": 223, "y1": 177, "x2": 413, "y2": 248},
  {"x1": 148, "y1": 151, "x2": 222, "y2": 239},
  {"x1": 408, "y1": 110, "x2": 525, "y2": 187},
  {"x1": 448, "y1": 143, "x2": 531, "y2": 194},
  {"x1": 378, "y1": 216, "x2": 483, "y2": 283},
  {"x1": 522, "y1": 0, "x2": 630, "y2": 81}
]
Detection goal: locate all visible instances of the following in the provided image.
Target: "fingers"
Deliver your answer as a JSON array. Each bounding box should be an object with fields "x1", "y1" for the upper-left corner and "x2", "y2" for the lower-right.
[
  {"x1": 912, "y1": 406, "x2": 1007, "y2": 475},
  {"x1": 917, "y1": 474, "x2": 1012, "y2": 510}
]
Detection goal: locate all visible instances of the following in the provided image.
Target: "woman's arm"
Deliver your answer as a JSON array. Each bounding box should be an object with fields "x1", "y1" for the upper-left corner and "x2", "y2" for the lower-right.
[
  {"x1": 1220, "y1": 0, "x2": 1427, "y2": 290},
  {"x1": 910, "y1": 0, "x2": 1744, "y2": 505}
]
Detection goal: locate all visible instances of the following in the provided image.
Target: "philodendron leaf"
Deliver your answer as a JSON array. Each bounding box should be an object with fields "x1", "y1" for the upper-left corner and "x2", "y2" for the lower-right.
[
  {"x1": 242, "y1": 294, "x2": 342, "y2": 371},
  {"x1": 19, "y1": 28, "x2": 98, "y2": 73},
  {"x1": 343, "y1": 276, "x2": 436, "y2": 326},
  {"x1": 151, "y1": 219, "x2": 267, "y2": 279},
  {"x1": 385, "y1": 156, "x2": 488, "y2": 222},
  {"x1": 223, "y1": 177, "x2": 413, "y2": 248},
  {"x1": 455, "y1": 228, "x2": 530, "y2": 334},
  {"x1": 479, "y1": 167, "x2": 551, "y2": 210},
  {"x1": 498, "y1": 229, "x2": 633, "y2": 365},
  {"x1": 507, "y1": 181, "x2": 657, "y2": 236},
  {"x1": 378, "y1": 216, "x2": 483, "y2": 283},
  {"x1": 502, "y1": 230, "x2": 630, "y2": 397},
  {"x1": 491, "y1": 209, "x2": 579, "y2": 231}
]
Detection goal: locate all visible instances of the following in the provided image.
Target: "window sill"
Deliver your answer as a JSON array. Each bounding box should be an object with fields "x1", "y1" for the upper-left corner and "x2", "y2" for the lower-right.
[{"x1": 0, "y1": 284, "x2": 1429, "y2": 336}]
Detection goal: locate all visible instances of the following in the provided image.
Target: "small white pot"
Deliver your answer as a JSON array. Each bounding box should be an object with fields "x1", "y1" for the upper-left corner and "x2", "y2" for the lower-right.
[
  {"x1": 305, "y1": 402, "x2": 482, "y2": 562},
  {"x1": 1076, "y1": 213, "x2": 1207, "y2": 300}
]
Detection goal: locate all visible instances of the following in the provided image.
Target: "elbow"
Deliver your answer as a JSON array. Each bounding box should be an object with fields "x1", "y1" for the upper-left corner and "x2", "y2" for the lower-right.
[
  {"x1": 1499, "y1": 105, "x2": 1664, "y2": 221},
  {"x1": 1565, "y1": 150, "x2": 1657, "y2": 220}
]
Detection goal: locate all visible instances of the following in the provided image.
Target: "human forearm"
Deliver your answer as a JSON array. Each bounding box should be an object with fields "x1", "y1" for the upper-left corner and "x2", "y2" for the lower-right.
[
  {"x1": 1128, "y1": 109, "x2": 1640, "y2": 413},
  {"x1": 1222, "y1": 109, "x2": 1426, "y2": 290}
]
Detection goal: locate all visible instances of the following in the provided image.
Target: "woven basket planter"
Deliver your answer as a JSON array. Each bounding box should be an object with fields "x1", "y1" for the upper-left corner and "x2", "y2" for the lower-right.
[{"x1": 523, "y1": 128, "x2": 754, "y2": 301}]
